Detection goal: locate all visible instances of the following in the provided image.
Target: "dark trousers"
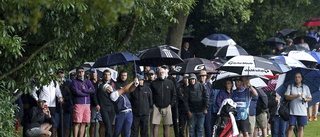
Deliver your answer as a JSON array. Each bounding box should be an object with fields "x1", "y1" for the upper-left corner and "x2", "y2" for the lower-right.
[
  {"x1": 172, "y1": 106, "x2": 179, "y2": 137},
  {"x1": 100, "y1": 107, "x2": 115, "y2": 137},
  {"x1": 204, "y1": 110, "x2": 212, "y2": 137},
  {"x1": 114, "y1": 111, "x2": 133, "y2": 137},
  {"x1": 131, "y1": 115, "x2": 149, "y2": 137},
  {"x1": 178, "y1": 113, "x2": 188, "y2": 137}
]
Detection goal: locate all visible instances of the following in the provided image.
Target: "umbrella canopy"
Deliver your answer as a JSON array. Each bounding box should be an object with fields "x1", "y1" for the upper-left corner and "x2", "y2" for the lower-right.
[
  {"x1": 212, "y1": 71, "x2": 267, "y2": 89},
  {"x1": 278, "y1": 44, "x2": 310, "y2": 55},
  {"x1": 270, "y1": 56, "x2": 306, "y2": 68},
  {"x1": 79, "y1": 62, "x2": 94, "y2": 68},
  {"x1": 214, "y1": 45, "x2": 248, "y2": 57},
  {"x1": 201, "y1": 34, "x2": 236, "y2": 47},
  {"x1": 93, "y1": 52, "x2": 139, "y2": 68},
  {"x1": 158, "y1": 45, "x2": 180, "y2": 54},
  {"x1": 276, "y1": 68, "x2": 320, "y2": 106},
  {"x1": 264, "y1": 37, "x2": 286, "y2": 46},
  {"x1": 172, "y1": 58, "x2": 222, "y2": 74},
  {"x1": 69, "y1": 67, "x2": 118, "y2": 81},
  {"x1": 308, "y1": 51, "x2": 320, "y2": 64},
  {"x1": 274, "y1": 29, "x2": 297, "y2": 38},
  {"x1": 218, "y1": 55, "x2": 288, "y2": 74},
  {"x1": 293, "y1": 35, "x2": 317, "y2": 47},
  {"x1": 287, "y1": 51, "x2": 317, "y2": 63},
  {"x1": 137, "y1": 47, "x2": 183, "y2": 66},
  {"x1": 303, "y1": 18, "x2": 320, "y2": 26}
]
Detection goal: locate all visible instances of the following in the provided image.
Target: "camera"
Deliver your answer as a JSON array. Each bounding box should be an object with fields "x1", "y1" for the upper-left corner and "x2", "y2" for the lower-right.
[{"x1": 302, "y1": 98, "x2": 306, "y2": 104}]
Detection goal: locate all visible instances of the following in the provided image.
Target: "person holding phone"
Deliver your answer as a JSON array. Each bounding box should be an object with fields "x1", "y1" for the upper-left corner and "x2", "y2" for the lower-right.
[{"x1": 25, "y1": 99, "x2": 55, "y2": 137}]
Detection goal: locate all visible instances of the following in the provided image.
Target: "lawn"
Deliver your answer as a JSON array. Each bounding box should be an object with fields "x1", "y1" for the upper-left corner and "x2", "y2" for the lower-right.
[{"x1": 17, "y1": 117, "x2": 320, "y2": 137}]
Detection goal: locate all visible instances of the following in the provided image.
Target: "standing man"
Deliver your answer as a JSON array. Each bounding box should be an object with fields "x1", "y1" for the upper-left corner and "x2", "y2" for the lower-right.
[
  {"x1": 97, "y1": 69, "x2": 116, "y2": 137},
  {"x1": 130, "y1": 75, "x2": 153, "y2": 137},
  {"x1": 177, "y1": 74, "x2": 189, "y2": 137},
  {"x1": 231, "y1": 77, "x2": 258, "y2": 137},
  {"x1": 115, "y1": 70, "x2": 129, "y2": 89},
  {"x1": 285, "y1": 72, "x2": 312, "y2": 137},
  {"x1": 150, "y1": 67, "x2": 176, "y2": 137},
  {"x1": 198, "y1": 70, "x2": 213, "y2": 137},
  {"x1": 71, "y1": 67, "x2": 95, "y2": 137},
  {"x1": 185, "y1": 73, "x2": 209, "y2": 137}
]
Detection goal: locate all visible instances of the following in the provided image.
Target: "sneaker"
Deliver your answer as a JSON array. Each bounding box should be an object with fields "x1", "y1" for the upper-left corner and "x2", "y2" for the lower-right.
[
  {"x1": 268, "y1": 130, "x2": 271, "y2": 135},
  {"x1": 308, "y1": 116, "x2": 312, "y2": 121},
  {"x1": 258, "y1": 131, "x2": 262, "y2": 136},
  {"x1": 314, "y1": 116, "x2": 318, "y2": 121}
]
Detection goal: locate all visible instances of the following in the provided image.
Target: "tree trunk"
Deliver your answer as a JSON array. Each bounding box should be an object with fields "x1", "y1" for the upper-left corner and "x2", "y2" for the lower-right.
[{"x1": 166, "y1": 10, "x2": 189, "y2": 56}]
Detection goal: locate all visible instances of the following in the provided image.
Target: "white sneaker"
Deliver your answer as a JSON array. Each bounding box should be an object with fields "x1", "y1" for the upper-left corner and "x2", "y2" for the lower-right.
[
  {"x1": 258, "y1": 131, "x2": 262, "y2": 136},
  {"x1": 268, "y1": 130, "x2": 271, "y2": 135}
]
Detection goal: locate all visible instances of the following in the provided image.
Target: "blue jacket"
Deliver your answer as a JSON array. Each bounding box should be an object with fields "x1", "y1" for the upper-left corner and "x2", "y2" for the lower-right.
[{"x1": 71, "y1": 78, "x2": 95, "y2": 104}]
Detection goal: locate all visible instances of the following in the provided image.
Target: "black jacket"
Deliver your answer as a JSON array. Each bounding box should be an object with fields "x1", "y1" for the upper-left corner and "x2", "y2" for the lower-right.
[
  {"x1": 56, "y1": 82, "x2": 73, "y2": 114},
  {"x1": 150, "y1": 78, "x2": 176, "y2": 108},
  {"x1": 184, "y1": 82, "x2": 209, "y2": 113},
  {"x1": 256, "y1": 88, "x2": 268, "y2": 115},
  {"x1": 97, "y1": 80, "x2": 115, "y2": 111},
  {"x1": 177, "y1": 83, "x2": 188, "y2": 114},
  {"x1": 25, "y1": 106, "x2": 54, "y2": 130},
  {"x1": 129, "y1": 85, "x2": 153, "y2": 116}
]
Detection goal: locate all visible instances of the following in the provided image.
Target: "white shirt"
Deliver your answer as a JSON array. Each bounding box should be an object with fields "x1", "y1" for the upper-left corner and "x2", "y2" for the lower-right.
[{"x1": 31, "y1": 80, "x2": 62, "y2": 107}]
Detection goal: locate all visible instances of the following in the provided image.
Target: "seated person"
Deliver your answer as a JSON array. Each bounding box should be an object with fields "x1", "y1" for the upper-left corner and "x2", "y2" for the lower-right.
[{"x1": 25, "y1": 99, "x2": 54, "y2": 137}]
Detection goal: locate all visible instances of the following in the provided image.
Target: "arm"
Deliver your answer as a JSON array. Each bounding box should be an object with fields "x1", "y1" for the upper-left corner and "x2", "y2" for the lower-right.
[
  {"x1": 110, "y1": 78, "x2": 137, "y2": 102},
  {"x1": 304, "y1": 86, "x2": 312, "y2": 102},
  {"x1": 71, "y1": 81, "x2": 90, "y2": 97},
  {"x1": 81, "y1": 80, "x2": 95, "y2": 94},
  {"x1": 249, "y1": 86, "x2": 258, "y2": 96},
  {"x1": 55, "y1": 81, "x2": 63, "y2": 98},
  {"x1": 284, "y1": 85, "x2": 300, "y2": 101}
]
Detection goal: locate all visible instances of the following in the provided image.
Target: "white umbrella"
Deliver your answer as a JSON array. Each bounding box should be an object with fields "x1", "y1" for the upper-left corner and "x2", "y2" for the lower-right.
[
  {"x1": 201, "y1": 34, "x2": 236, "y2": 47},
  {"x1": 287, "y1": 50, "x2": 317, "y2": 62}
]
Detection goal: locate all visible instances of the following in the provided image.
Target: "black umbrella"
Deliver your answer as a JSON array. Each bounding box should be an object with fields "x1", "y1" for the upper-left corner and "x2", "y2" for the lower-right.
[
  {"x1": 293, "y1": 35, "x2": 318, "y2": 48},
  {"x1": 158, "y1": 45, "x2": 180, "y2": 54},
  {"x1": 278, "y1": 45, "x2": 310, "y2": 55},
  {"x1": 137, "y1": 47, "x2": 183, "y2": 66},
  {"x1": 172, "y1": 58, "x2": 222, "y2": 74},
  {"x1": 264, "y1": 37, "x2": 286, "y2": 46},
  {"x1": 214, "y1": 45, "x2": 248, "y2": 57},
  {"x1": 93, "y1": 52, "x2": 139, "y2": 68},
  {"x1": 274, "y1": 29, "x2": 297, "y2": 38}
]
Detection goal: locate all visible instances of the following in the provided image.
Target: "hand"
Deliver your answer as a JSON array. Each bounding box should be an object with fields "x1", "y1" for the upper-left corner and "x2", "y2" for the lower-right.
[
  {"x1": 187, "y1": 111, "x2": 193, "y2": 119},
  {"x1": 203, "y1": 109, "x2": 208, "y2": 115},
  {"x1": 96, "y1": 105, "x2": 100, "y2": 111},
  {"x1": 58, "y1": 97, "x2": 64, "y2": 103}
]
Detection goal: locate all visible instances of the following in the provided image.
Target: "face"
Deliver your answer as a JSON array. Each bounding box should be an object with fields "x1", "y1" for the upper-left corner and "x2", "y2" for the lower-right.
[
  {"x1": 225, "y1": 80, "x2": 233, "y2": 89},
  {"x1": 235, "y1": 80, "x2": 243, "y2": 88},
  {"x1": 183, "y1": 77, "x2": 189, "y2": 85},
  {"x1": 158, "y1": 68, "x2": 166, "y2": 79},
  {"x1": 92, "y1": 71, "x2": 98, "y2": 79},
  {"x1": 144, "y1": 66, "x2": 150, "y2": 72},
  {"x1": 120, "y1": 72, "x2": 128, "y2": 81},
  {"x1": 189, "y1": 78, "x2": 196, "y2": 85},
  {"x1": 103, "y1": 72, "x2": 111, "y2": 81},
  {"x1": 148, "y1": 73, "x2": 155, "y2": 81},
  {"x1": 295, "y1": 73, "x2": 303, "y2": 84},
  {"x1": 38, "y1": 101, "x2": 46, "y2": 108},
  {"x1": 199, "y1": 75, "x2": 207, "y2": 83},
  {"x1": 76, "y1": 69, "x2": 85, "y2": 78},
  {"x1": 139, "y1": 79, "x2": 144, "y2": 86},
  {"x1": 242, "y1": 77, "x2": 249, "y2": 85},
  {"x1": 183, "y1": 42, "x2": 189, "y2": 49}
]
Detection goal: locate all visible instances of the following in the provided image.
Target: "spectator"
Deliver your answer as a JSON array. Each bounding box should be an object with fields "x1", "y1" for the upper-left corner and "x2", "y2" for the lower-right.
[
  {"x1": 150, "y1": 67, "x2": 176, "y2": 137},
  {"x1": 144, "y1": 70, "x2": 155, "y2": 87},
  {"x1": 115, "y1": 70, "x2": 129, "y2": 89},
  {"x1": 89, "y1": 68, "x2": 105, "y2": 137},
  {"x1": 71, "y1": 67, "x2": 95, "y2": 137},
  {"x1": 177, "y1": 74, "x2": 189, "y2": 137},
  {"x1": 181, "y1": 41, "x2": 193, "y2": 59},
  {"x1": 130, "y1": 75, "x2": 153, "y2": 137},
  {"x1": 216, "y1": 78, "x2": 233, "y2": 109},
  {"x1": 25, "y1": 99, "x2": 54, "y2": 137},
  {"x1": 285, "y1": 38, "x2": 294, "y2": 47},
  {"x1": 285, "y1": 72, "x2": 312, "y2": 137},
  {"x1": 253, "y1": 88, "x2": 268, "y2": 137},
  {"x1": 97, "y1": 69, "x2": 116, "y2": 137},
  {"x1": 297, "y1": 38, "x2": 310, "y2": 50},
  {"x1": 184, "y1": 73, "x2": 209, "y2": 137},
  {"x1": 306, "y1": 27, "x2": 318, "y2": 41},
  {"x1": 231, "y1": 77, "x2": 258, "y2": 137}
]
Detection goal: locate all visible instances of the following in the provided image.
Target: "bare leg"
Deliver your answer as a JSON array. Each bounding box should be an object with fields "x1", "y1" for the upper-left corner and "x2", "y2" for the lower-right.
[
  {"x1": 243, "y1": 131, "x2": 249, "y2": 137},
  {"x1": 297, "y1": 126, "x2": 304, "y2": 137},
  {"x1": 90, "y1": 122, "x2": 95, "y2": 137},
  {"x1": 40, "y1": 123, "x2": 52, "y2": 136},
  {"x1": 261, "y1": 128, "x2": 267, "y2": 137},
  {"x1": 253, "y1": 128, "x2": 258, "y2": 137},
  {"x1": 287, "y1": 125, "x2": 295, "y2": 137},
  {"x1": 99, "y1": 122, "x2": 105, "y2": 137},
  {"x1": 163, "y1": 125, "x2": 170, "y2": 137},
  {"x1": 153, "y1": 124, "x2": 159, "y2": 137},
  {"x1": 313, "y1": 103, "x2": 319, "y2": 120},
  {"x1": 79, "y1": 123, "x2": 87, "y2": 137},
  {"x1": 308, "y1": 106, "x2": 312, "y2": 120},
  {"x1": 73, "y1": 123, "x2": 80, "y2": 137}
]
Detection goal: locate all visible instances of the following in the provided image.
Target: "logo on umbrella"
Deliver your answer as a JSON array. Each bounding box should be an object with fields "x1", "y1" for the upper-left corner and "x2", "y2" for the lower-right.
[
  {"x1": 195, "y1": 64, "x2": 205, "y2": 71},
  {"x1": 162, "y1": 49, "x2": 173, "y2": 58},
  {"x1": 227, "y1": 61, "x2": 253, "y2": 65},
  {"x1": 244, "y1": 68, "x2": 269, "y2": 73},
  {"x1": 174, "y1": 66, "x2": 182, "y2": 72}
]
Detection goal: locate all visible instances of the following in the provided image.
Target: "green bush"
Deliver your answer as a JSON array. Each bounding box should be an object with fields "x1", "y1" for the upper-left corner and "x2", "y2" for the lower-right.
[{"x1": 0, "y1": 85, "x2": 18, "y2": 136}]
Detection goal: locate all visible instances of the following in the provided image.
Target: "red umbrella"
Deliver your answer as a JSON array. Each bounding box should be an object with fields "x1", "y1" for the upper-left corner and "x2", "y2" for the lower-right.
[{"x1": 303, "y1": 18, "x2": 320, "y2": 26}]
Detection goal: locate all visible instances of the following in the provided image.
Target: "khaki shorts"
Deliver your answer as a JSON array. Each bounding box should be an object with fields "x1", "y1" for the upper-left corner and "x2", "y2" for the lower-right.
[
  {"x1": 248, "y1": 115, "x2": 256, "y2": 134},
  {"x1": 255, "y1": 112, "x2": 267, "y2": 128},
  {"x1": 152, "y1": 105, "x2": 172, "y2": 125}
]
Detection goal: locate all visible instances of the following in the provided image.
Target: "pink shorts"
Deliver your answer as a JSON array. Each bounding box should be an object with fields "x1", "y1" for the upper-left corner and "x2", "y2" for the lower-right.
[{"x1": 73, "y1": 104, "x2": 91, "y2": 123}]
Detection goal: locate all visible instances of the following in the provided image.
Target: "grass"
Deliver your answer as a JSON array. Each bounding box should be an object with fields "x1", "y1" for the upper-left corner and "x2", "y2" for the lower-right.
[{"x1": 17, "y1": 116, "x2": 320, "y2": 137}]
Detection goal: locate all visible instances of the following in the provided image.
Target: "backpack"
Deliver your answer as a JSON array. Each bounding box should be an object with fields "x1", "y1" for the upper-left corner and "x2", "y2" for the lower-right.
[{"x1": 278, "y1": 84, "x2": 293, "y2": 121}]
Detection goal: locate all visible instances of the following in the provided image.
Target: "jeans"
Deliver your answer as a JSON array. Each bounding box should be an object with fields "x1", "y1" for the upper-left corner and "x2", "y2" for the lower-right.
[
  {"x1": 189, "y1": 112, "x2": 205, "y2": 137},
  {"x1": 204, "y1": 110, "x2": 212, "y2": 137},
  {"x1": 271, "y1": 115, "x2": 287, "y2": 137},
  {"x1": 113, "y1": 111, "x2": 133, "y2": 137}
]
